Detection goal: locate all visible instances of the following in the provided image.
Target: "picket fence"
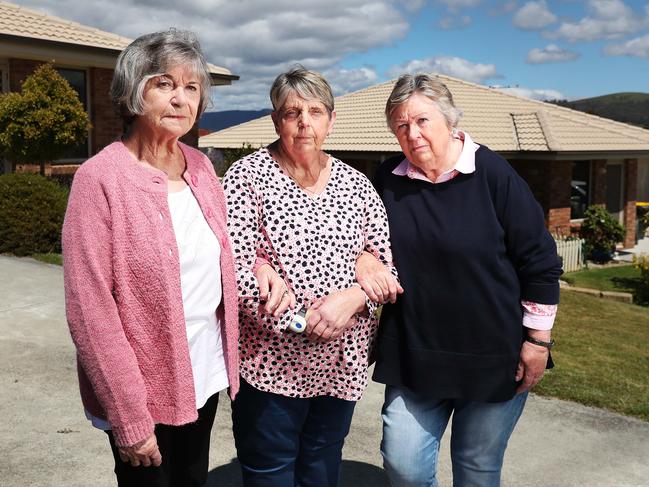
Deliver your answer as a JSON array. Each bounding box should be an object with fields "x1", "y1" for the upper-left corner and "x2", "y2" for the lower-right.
[{"x1": 555, "y1": 238, "x2": 585, "y2": 273}]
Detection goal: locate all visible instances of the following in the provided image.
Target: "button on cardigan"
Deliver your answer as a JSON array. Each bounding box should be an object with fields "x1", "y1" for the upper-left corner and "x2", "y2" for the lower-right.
[{"x1": 62, "y1": 141, "x2": 239, "y2": 447}]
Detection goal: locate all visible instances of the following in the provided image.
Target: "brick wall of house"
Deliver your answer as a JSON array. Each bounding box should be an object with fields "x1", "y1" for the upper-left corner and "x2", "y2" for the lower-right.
[
  {"x1": 9, "y1": 58, "x2": 43, "y2": 91},
  {"x1": 509, "y1": 159, "x2": 572, "y2": 236},
  {"x1": 89, "y1": 67, "x2": 123, "y2": 154},
  {"x1": 624, "y1": 159, "x2": 638, "y2": 248}
]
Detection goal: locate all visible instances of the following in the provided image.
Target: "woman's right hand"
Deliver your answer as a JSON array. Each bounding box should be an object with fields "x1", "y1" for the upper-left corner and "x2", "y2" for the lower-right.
[
  {"x1": 355, "y1": 251, "x2": 403, "y2": 304},
  {"x1": 255, "y1": 263, "x2": 296, "y2": 317},
  {"x1": 118, "y1": 433, "x2": 162, "y2": 467}
]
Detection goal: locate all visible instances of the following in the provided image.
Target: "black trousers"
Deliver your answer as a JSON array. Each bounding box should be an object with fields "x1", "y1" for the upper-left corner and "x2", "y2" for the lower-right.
[{"x1": 106, "y1": 393, "x2": 219, "y2": 487}]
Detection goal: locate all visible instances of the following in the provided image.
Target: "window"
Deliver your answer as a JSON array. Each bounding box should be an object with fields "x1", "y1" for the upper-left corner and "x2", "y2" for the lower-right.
[
  {"x1": 56, "y1": 68, "x2": 90, "y2": 160},
  {"x1": 570, "y1": 161, "x2": 591, "y2": 219}
]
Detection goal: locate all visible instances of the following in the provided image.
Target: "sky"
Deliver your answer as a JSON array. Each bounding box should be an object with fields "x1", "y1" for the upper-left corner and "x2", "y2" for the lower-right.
[{"x1": 12, "y1": 0, "x2": 649, "y2": 111}]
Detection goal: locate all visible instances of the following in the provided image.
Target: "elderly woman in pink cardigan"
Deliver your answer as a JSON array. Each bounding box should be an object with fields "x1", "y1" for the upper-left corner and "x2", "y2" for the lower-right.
[{"x1": 62, "y1": 29, "x2": 239, "y2": 487}]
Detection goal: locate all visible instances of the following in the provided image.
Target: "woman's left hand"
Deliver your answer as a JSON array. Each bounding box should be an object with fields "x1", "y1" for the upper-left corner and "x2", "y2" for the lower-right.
[
  {"x1": 515, "y1": 333, "x2": 551, "y2": 393},
  {"x1": 305, "y1": 287, "x2": 365, "y2": 342},
  {"x1": 355, "y1": 251, "x2": 403, "y2": 304}
]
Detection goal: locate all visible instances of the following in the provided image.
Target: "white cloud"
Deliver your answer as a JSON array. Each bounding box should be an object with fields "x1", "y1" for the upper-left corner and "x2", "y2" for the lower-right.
[
  {"x1": 604, "y1": 34, "x2": 649, "y2": 58},
  {"x1": 323, "y1": 67, "x2": 379, "y2": 96},
  {"x1": 513, "y1": 1, "x2": 557, "y2": 30},
  {"x1": 15, "y1": 0, "x2": 411, "y2": 110},
  {"x1": 387, "y1": 56, "x2": 500, "y2": 84},
  {"x1": 526, "y1": 44, "x2": 580, "y2": 63},
  {"x1": 489, "y1": 1, "x2": 518, "y2": 16},
  {"x1": 437, "y1": 15, "x2": 472, "y2": 29},
  {"x1": 495, "y1": 86, "x2": 566, "y2": 101},
  {"x1": 437, "y1": 0, "x2": 481, "y2": 13},
  {"x1": 548, "y1": 0, "x2": 648, "y2": 42}
]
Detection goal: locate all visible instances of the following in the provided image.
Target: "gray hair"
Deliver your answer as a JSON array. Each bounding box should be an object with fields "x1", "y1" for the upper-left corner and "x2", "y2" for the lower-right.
[
  {"x1": 385, "y1": 74, "x2": 462, "y2": 130},
  {"x1": 110, "y1": 29, "x2": 211, "y2": 122},
  {"x1": 270, "y1": 65, "x2": 334, "y2": 114}
]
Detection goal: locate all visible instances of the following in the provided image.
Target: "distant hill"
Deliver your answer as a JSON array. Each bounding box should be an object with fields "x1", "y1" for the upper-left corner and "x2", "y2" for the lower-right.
[
  {"x1": 549, "y1": 93, "x2": 649, "y2": 129},
  {"x1": 199, "y1": 109, "x2": 272, "y2": 132}
]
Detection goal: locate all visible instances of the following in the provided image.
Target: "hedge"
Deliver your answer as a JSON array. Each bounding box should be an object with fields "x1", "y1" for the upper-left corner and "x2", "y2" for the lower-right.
[{"x1": 0, "y1": 173, "x2": 69, "y2": 256}]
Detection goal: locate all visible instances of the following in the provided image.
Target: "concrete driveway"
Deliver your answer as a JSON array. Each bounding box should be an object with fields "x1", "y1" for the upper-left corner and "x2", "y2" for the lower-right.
[{"x1": 1, "y1": 255, "x2": 648, "y2": 487}]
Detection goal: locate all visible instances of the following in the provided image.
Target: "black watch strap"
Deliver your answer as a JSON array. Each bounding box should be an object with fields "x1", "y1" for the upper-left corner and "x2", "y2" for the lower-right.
[{"x1": 525, "y1": 336, "x2": 555, "y2": 350}]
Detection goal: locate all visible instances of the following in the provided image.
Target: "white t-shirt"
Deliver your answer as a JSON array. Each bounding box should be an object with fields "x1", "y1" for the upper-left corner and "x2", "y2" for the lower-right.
[{"x1": 86, "y1": 185, "x2": 228, "y2": 430}]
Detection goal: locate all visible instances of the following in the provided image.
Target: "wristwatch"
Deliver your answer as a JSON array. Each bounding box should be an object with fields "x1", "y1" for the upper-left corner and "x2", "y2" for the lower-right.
[{"x1": 525, "y1": 336, "x2": 555, "y2": 350}]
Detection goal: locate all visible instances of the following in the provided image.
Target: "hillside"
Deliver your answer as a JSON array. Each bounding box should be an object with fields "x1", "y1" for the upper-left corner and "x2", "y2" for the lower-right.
[{"x1": 550, "y1": 93, "x2": 649, "y2": 129}]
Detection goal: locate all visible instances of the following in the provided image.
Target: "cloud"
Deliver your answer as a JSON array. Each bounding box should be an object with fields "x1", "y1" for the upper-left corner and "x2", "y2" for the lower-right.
[
  {"x1": 387, "y1": 56, "x2": 500, "y2": 84},
  {"x1": 548, "y1": 0, "x2": 648, "y2": 42},
  {"x1": 15, "y1": 0, "x2": 411, "y2": 110},
  {"x1": 526, "y1": 44, "x2": 580, "y2": 63},
  {"x1": 437, "y1": 15, "x2": 472, "y2": 29},
  {"x1": 436, "y1": 0, "x2": 482, "y2": 13},
  {"x1": 489, "y1": 1, "x2": 518, "y2": 16},
  {"x1": 323, "y1": 67, "x2": 379, "y2": 96},
  {"x1": 513, "y1": 1, "x2": 557, "y2": 30},
  {"x1": 494, "y1": 86, "x2": 566, "y2": 101},
  {"x1": 604, "y1": 34, "x2": 649, "y2": 58}
]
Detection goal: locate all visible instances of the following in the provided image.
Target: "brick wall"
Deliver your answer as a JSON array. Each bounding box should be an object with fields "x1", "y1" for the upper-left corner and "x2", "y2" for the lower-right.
[
  {"x1": 510, "y1": 159, "x2": 572, "y2": 236},
  {"x1": 9, "y1": 58, "x2": 44, "y2": 91},
  {"x1": 624, "y1": 159, "x2": 638, "y2": 248}
]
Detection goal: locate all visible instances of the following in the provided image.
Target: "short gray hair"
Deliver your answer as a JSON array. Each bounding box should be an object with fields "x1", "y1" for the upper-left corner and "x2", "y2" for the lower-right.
[
  {"x1": 385, "y1": 74, "x2": 462, "y2": 130},
  {"x1": 270, "y1": 65, "x2": 334, "y2": 114},
  {"x1": 110, "y1": 29, "x2": 211, "y2": 123}
]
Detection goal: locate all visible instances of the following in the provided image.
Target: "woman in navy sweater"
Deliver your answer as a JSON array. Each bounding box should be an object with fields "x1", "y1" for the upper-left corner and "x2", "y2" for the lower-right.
[{"x1": 356, "y1": 74, "x2": 562, "y2": 487}]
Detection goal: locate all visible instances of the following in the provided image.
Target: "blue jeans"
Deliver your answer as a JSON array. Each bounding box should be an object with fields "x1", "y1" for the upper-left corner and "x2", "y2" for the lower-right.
[
  {"x1": 232, "y1": 378, "x2": 356, "y2": 487},
  {"x1": 381, "y1": 385, "x2": 528, "y2": 487}
]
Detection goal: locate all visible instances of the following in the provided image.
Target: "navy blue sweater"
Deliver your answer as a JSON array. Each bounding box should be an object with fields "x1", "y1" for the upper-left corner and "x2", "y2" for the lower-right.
[{"x1": 372, "y1": 146, "x2": 562, "y2": 402}]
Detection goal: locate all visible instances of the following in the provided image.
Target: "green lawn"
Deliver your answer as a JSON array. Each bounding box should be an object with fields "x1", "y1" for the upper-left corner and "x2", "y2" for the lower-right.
[
  {"x1": 535, "y1": 290, "x2": 649, "y2": 421},
  {"x1": 31, "y1": 253, "x2": 62, "y2": 265},
  {"x1": 562, "y1": 264, "x2": 641, "y2": 295}
]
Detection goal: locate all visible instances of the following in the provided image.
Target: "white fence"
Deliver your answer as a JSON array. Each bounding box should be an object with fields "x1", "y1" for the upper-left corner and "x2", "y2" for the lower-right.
[{"x1": 555, "y1": 238, "x2": 585, "y2": 273}]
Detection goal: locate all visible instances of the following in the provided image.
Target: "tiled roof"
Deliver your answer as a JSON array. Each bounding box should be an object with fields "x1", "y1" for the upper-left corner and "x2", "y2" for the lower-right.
[
  {"x1": 0, "y1": 0, "x2": 235, "y2": 79},
  {"x1": 199, "y1": 74, "x2": 649, "y2": 153},
  {"x1": 0, "y1": 0, "x2": 131, "y2": 50}
]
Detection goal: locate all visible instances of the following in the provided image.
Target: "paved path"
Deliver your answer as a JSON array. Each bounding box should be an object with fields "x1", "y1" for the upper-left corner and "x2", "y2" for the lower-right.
[{"x1": 1, "y1": 255, "x2": 648, "y2": 487}]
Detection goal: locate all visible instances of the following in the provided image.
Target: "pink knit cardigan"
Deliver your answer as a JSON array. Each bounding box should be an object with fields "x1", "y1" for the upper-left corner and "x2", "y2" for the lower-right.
[{"x1": 62, "y1": 141, "x2": 239, "y2": 447}]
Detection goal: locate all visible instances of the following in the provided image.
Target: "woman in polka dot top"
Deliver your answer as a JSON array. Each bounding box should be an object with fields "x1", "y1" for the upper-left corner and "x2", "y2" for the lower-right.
[{"x1": 223, "y1": 66, "x2": 397, "y2": 487}]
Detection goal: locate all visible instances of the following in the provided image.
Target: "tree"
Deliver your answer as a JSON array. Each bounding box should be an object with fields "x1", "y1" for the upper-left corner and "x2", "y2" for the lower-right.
[{"x1": 0, "y1": 63, "x2": 91, "y2": 175}]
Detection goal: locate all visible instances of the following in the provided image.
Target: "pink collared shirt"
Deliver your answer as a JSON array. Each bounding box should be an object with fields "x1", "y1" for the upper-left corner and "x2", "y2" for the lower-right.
[{"x1": 392, "y1": 131, "x2": 556, "y2": 331}]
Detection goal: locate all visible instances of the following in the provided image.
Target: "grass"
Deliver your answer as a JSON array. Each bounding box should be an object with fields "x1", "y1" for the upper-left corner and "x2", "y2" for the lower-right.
[
  {"x1": 31, "y1": 253, "x2": 62, "y2": 265},
  {"x1": 562, "y1": 264, "x2": 641, "y2": 295},
  {"x1": 535, "y1": 290, "x2": 649, "y2": 421}
]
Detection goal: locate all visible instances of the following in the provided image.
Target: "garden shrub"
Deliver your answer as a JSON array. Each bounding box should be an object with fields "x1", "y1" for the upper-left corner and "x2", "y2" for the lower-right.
[
  {"x1": 0, "y1": 173, "x2": 69, "y2": 256},
  {"x1": 579, "y1": 205, "x2": 625, "y2": 263},
  {"x1": 634, "y1": 256, "x2": 649, "y2": 305}
]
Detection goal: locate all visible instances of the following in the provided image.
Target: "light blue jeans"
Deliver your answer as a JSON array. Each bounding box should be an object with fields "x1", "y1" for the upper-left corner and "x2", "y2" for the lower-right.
[{"x1": 381, "y1": 385, "x2": 528, "y2": 487}]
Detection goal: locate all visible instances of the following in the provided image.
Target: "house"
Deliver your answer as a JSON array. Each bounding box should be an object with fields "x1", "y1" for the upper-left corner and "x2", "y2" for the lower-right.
[
  {"x1": 0, "y1": 0, "x2": 238, "y2": 175},
  {"x1": 199, "y1": 74, "x2": 649, "y2": 248}
]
